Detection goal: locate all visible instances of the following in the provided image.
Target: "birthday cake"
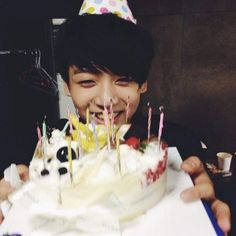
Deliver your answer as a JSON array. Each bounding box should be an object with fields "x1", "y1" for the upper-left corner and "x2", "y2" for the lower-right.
[{"x1": 1, "y1": 114, "x2": 167, "y2": 235}]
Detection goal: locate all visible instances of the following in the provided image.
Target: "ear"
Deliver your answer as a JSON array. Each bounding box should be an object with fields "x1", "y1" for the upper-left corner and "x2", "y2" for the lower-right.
[
  {"x1": 64, "y1": 83, "x2": 71, "y2": 97},
  {"x1": 140, "y1": 81, "x2": 148, "y2": 94}
]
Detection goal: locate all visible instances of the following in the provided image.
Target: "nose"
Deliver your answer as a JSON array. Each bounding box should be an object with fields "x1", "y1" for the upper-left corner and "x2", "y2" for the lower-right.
[{"x1": 93, "y1": 83, "x2": 119, "y2": 108}]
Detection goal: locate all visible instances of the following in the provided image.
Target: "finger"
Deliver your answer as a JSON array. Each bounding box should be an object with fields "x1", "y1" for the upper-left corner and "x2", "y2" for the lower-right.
[
  {"x1": 0, "y1": 179, "x2": 13, "y2": 201},
  {"x1": 181, "y1": 183, "x2": 215, "y2": 202},
  {"x1": 181, "y1": 156, "x2": 204, "y2": 175},
  {"x1": 182, "y1": 156, "x2": 213, "y2": 186},
  {"x1": 16, "y1": 165, "x2": 29, "y2": 181},
  {"x1": 0, "y1": 209, "x2": 4, "y2": 224},
  {"x1": 211, "y1": 199, "x2": 231, "y2": 234}
]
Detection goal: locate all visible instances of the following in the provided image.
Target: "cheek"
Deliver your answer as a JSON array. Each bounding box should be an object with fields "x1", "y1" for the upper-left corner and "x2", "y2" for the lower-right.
[
  {"x1": 129, "y1": 95, "x2": 140, "y2": 111},
  {"x1": 69, "y1": 88, "x2": 92, "y2": 114},
  {"x1": 124, "y1": 89, "x2": 141, "y2": 115}
]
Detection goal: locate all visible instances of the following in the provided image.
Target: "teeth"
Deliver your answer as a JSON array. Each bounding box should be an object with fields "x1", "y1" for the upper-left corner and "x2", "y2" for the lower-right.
[
  {"x1": 113, "y1": 112, "x2": 119, "y2": 117},
  {"x1": 96, "y1": 113, "x2": 104, "y2": 120},
  {"x1": 93, "y1": 111, "x2": 120, "y2": 121}
]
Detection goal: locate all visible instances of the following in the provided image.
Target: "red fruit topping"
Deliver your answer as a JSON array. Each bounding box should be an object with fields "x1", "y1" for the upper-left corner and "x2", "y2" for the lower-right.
[
  {"x1": 161, "y1": 142, "x2": 168, "y2": 150},
  {"x1": 125, "y1": 137, "x2": 140, "y2": 149},
  {"x1": 145, "y1": 158, "x2": 167, "y2": 185}
]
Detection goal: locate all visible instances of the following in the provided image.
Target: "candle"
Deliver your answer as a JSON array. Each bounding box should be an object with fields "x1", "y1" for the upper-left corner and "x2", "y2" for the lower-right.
[
  {"x1": 103, "y1": 109, "x2": 111, "y2": 151},
  {"x1": 116, "y1": 132, "x2": 121, "y2": 174},
  {"x1": 67, "y1": 136, "x2": 73, "y2": 184},
  {"x1": 75, "y1": 109, "x2": 83, "y2": 157},
  {"x1": 36, "y1": 124, "x2": 42, "y2": 147},
  {"x1": 109, "y1": 98, "x2": 115, "y2": 144},
  {"x1": 126, "y1": 96, "x2": 130, "y2": 123},
  {"x1": 147, "y1": 102, "x2": 152, "y2": 142},
  {"x1": 86, "y1": 107, "x2": 90, "y2": 127},
  {"x1": 61, "y1": 121, "x2": 69, "y2": 139},
  {"x1": 91, "y1": 113, "x2": 99, "y2": 151},
  {"x1": 42, "y1": 120, "x2": 47, "y2": 155},
  {"x1": 75, "y1": 107, "x2": 80, "y2": 118},
  {"x1": 67, "y1": 107, "x2": 73, "y2": 134},
  {"x1": 158, "y1": 106, "x2": 164, "y2": 143},
  {"x1": 42, "y1": 119, "x2": 47, "y2": 169},
  {"x1": 103, "y1": 98, "x2": 111, "y2": 151}
]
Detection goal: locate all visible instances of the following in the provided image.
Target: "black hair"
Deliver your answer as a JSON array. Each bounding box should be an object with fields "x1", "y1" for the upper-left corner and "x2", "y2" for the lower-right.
[{"x1": 55, "y1": 14, "x2": 154, "y2": 86}]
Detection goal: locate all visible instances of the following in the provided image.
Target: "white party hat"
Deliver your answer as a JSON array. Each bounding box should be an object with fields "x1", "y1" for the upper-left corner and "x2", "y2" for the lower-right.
[{"x1": 79, "y1": 0, "x2": 136, "y2": 24}]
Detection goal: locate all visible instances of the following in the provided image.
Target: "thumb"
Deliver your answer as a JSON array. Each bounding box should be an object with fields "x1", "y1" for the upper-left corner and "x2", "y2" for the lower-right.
[
  {"x1": 16, "y1": 165, "x2": 29, "y2": 181},
  {"x1": 0, "y1": 209, "x2": 4, "y2": 224},
  {"x1": 211, "y1": 199, "x2": 231, "y2": 234}
]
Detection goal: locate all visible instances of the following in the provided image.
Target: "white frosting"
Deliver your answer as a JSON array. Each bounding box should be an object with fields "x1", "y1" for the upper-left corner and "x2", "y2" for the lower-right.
[
  {"x1": 0, "y1": 117, "x2": 169, "y2": 236},
  {"x1": 47, "y1": 129, "x2": 78, "y2": 158},
  {"x1": 11, "y1": 127, "x2": 168, "y2": 235},
  {"x1": 30, "y1": 140, "x2": 166, "y2": 184}
]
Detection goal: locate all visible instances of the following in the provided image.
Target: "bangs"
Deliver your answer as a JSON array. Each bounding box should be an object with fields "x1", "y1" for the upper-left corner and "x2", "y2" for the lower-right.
[{"x1": 56, "y1": 14, "x2": 154, "y2": 85}]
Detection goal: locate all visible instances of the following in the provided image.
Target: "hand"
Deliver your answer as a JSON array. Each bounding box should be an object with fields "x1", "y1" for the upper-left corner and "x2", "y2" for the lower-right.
[
  {"x1": 180, "y1": 156, "x2": 215, "y2": 201},
  {"x1": 180, "y1": 156, "x2": 231, "y2": 235},
  {"x1": 0, "y1": 164, "x2": 29, "y2": 201},
  {"x1": 0, "y1": 164, "x2": 29, "y2": 224},
  {"x1": 0, "y1": 209, "x2": 3, "y2": 224}
]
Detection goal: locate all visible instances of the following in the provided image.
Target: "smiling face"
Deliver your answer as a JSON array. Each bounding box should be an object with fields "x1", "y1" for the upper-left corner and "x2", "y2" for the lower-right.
[{"x1": 65, "y1": 65, "x2": 147, "y2": 125}]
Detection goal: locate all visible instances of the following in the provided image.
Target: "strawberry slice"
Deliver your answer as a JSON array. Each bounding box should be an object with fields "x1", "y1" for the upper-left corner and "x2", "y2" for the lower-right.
[{"x1": 125, "y1": 137, "x2": 140, "y2": 149}]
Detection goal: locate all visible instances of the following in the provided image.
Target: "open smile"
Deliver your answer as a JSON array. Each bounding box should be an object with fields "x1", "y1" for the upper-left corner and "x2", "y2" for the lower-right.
[{"x1": 91, "y1": 111, "x2": 123, "y2": 124}]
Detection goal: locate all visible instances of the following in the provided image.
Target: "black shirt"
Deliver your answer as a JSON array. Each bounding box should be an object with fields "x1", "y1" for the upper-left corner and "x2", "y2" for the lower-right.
[{"x1": 126, "y1": 113, "x2": 204, "y2": 160}]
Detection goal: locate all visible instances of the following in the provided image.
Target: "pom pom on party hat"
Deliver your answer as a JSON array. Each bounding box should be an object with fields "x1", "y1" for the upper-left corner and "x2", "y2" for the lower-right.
[{"x1": 79, "y1": 0, "x2": 136, "y2": 24}]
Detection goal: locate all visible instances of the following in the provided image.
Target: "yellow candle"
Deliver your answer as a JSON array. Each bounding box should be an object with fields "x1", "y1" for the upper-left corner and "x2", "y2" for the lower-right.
[
  {"x1": 116, "y1": 132, "x2": 121, "y2": 174},
  {"x1": 86, "y1": 107, "x2": 90, "y2": 127},
  {"x1": 104, "y1": 110, "x2": 111, "y2": 151},
  {"x1": 67, "y1": 136, "x2": 73, "y2": 183}
]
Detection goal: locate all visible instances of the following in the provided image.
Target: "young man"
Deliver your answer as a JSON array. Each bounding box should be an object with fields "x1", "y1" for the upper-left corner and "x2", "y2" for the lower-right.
[{"x1": 0, "y1": 14, "x2": 231, "y2": 234}]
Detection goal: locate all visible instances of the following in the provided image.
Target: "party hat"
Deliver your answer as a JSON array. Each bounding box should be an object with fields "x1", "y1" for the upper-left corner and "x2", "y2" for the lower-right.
[{"x1": 79, "y1": 0, "x2": 136, "y2": 24}]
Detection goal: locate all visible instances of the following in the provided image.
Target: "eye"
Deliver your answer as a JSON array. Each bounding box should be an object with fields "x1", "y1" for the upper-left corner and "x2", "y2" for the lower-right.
[
  {"x1": 116, "y1": 76, "x2": 133, "y2": 86},
  {"x1": 78, "y1": 80, "x2": 96, "y2": 88},
  {"x1": 56, "y1": 147, "x2": 77, "y2": 162}
]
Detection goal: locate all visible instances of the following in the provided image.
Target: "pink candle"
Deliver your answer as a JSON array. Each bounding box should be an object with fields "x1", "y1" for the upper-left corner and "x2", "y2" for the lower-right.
[
  {"x1": 147, "y1": 102, "x2": 152, "y2": 142},
  {"x1": 109, "y1": 98, "x2": 115, "y2": 143},
  {"x1": 109, "y1": 98, "x2": 114, "y2": 122},
  {"x1": 158, "y1": 106, "x2": 164, "y2": 142},
  {"x1": 126, "y1": 96, "x2": 130, "y2": 123},
  {"x1": 104, "y1": 100, "x2": 111, "y2": 151},
  {"x1": 104, "y1": 100, "x2": 109, "y2": 127},
  {"x1": 37, "y1": 125, "x2": 42, "y2": 147}
]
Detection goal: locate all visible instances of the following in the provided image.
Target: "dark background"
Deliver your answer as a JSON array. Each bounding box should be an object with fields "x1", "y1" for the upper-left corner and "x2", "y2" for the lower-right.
[
  {"x1": 0, "y1": 20, "x2": 59, "y2": 173},
  {"x1": 131, "y1": 0, "x2": 236, "y2": 158},
  {"x1": 0, "y1": 0, "x2": 236, "y2": 235},
  {"x1": 0, "y1": 0, "x2": 235, "y2": 155}
]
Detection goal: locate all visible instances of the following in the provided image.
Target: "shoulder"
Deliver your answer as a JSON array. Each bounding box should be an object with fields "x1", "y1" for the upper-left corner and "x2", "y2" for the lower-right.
[{"x1": 162, "y1": 120, "x2": 203, "y2": 160}]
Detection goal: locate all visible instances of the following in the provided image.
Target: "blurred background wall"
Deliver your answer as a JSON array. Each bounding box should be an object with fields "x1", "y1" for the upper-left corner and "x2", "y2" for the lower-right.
[
  {"x1": 129, "y1": 0, "x2": 236, "y2": 156},
  {"x1": 0, "y1": 20, "x2": 59, "y2": 174}
]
